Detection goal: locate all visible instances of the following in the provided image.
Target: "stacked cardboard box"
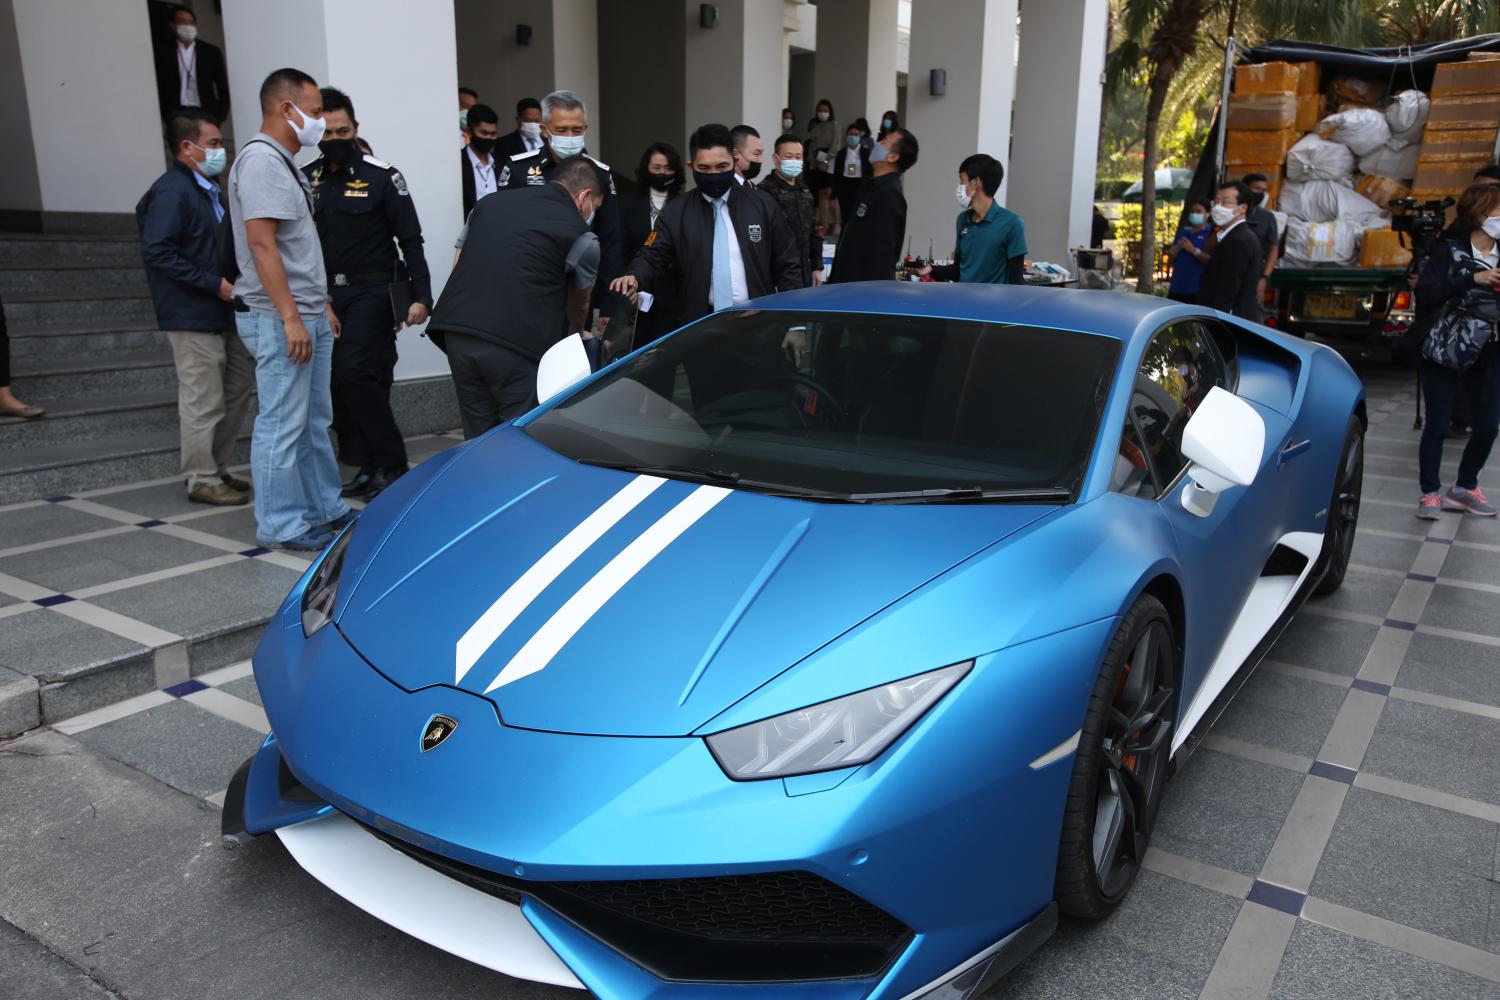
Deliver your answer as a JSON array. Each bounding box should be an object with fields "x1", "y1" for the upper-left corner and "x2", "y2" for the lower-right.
[{"x1": 1411, "y1": 55, "x2": 1500, "y2": 198}]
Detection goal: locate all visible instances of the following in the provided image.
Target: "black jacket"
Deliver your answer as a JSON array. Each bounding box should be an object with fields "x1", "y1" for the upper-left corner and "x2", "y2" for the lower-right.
[
  {"x1": 829, "y1": 173, "x2": 906, "y2": 284},
  {"x1": 625, "y1": 182, "x2": 803, "y2": 328},
  {"x1": 305, "y1": 152, "x2": 432, "y2": 305},
  {"x1": 459, "y1": 147, "x2": 504, "y2": 221},
  {"x1": 1196, "y1": 222, "x2": 1264, "y2": 319},
  {"x1": 758, "y1": 173, "x2": 823, "y2": 285},
  {"x1": 501, "y1": 147, "x2": 624, "y2": 314},
  {"x1": 495, "y1": 129, "x2": 532, "y2": 163},
  {"x1": 832, "y1": 146, "x2": 873, "y2": 221},
  {"x1": 429, "y1": 183, "x2": 589, "y2": 360},
  {"x1": 620, "y1": 188, "x2": 684, "y2": 346},
  {"x1": 135, "y1": 161, "x2": 234, "y2": 333},
  {"x1": 154, "y1": 39, "x2": 230, "y2": 120}
]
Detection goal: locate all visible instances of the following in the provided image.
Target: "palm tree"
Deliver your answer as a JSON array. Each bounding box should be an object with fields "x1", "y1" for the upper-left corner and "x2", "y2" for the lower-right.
[{"x1": 1376, "y1": 0, "x2": 1500, "y2": 44}]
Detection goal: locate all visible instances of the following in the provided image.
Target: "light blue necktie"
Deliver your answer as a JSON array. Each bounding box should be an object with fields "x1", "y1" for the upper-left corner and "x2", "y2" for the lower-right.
[{"x1": 711, "y1": 196, "x2": 733, "y2": 311}]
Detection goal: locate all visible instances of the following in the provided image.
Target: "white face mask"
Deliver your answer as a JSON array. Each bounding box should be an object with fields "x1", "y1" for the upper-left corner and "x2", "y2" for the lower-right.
[
  {"x1": 519, "y1": 122, "x2": 541, "y2": 140},
  {"x1": 549, "y1": 132, "x2": 586, "y2": 158},
  {"x1": 176, "y1": 24, "x2": 197, "y2": 43},
  {"x1": 956, "y1": 183, "x2": 973, "y2": 209},
  {"x1": 1483, "y1": 216, "x2": 1500, "y2": 240},
  {"x1": 781, "y1": 117, "x2": 794, "y2": 131},
  {"x1": 285, "y1": 102, "x2": 326, "y2": 148},
  {"x1": 1210, "y1": 203, "x2": 1238, "y2": 227},
  {"x1": 816, "y1": 110, "x2": 830, "y2": 122}
]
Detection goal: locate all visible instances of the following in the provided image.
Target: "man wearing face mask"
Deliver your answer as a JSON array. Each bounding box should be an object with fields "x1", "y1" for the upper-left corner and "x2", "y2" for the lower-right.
[
  {"x1": 731, "y1": 125, "x2": 765, "y2": 186},
  {"x1": 758, "y1": 135, "x2": 824, "y2": 288},
  {"x1": 1242, "y1": 172, "x2": 1280, "y2": 309},
  {"x1": 611, "y1": 123, "x2": 803, "y2": 332},
  {"x1": 303, "y1": 87, "x2": 432, "y2": 501},
  {"x1": 460, "y1": 103, "x2": 501, "y2": 221},
  {"x1": 137, "y1": 108, "x2": 251, "y2": 507},
  {"x1": 501, "y1": 90, "x2": 624, "y2": 331},
  {"x1": 430, "y1": 157, "x2": 605, "y2": 439},
  {"x1": 154, "y1": 5, "x2": 230, "y2": 122},
  {"x1": 914, "y1": 154, "x2": 1027, "y2": 285},
  {"x1": 829, "y1": 128, "x2": 920, "y2": 284},
  {"x1": 227, "y1": 68, "x2": 352, "y2": 552},
  {"x1": 1196, "y1": 181, "x2": 1264, "y2": 320},
  {"x1": 496, "y1": 98, "x2": 544, "y2": 162},
  {"x1": 458, "y1": 87, "x2": 478, "y2": 146}
]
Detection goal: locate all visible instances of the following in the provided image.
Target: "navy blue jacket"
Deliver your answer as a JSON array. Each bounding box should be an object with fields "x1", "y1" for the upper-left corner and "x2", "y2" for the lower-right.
[{"x1": 136, "y1": 161, "x2": 235, "y2": 333}]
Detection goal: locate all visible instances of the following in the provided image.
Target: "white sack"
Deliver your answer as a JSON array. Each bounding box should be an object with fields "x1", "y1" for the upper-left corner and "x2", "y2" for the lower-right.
[
  {"x1": 1385, "y1": 89, "x2": 1430, "y2": 150},
  {"x1": 1358, "y1": 142, "x2": 1421, "y2": 181},
  {"x1": 1278, "y1": 180, "x2": 1385, "y2": 226},
  {"x1": 1286, "y1": 134, "x2": 1356, "y2": 183},
  {"x1": 1318, "y1": 108, "x2": 1391, "y2": 157},
  {"x1": 1283, "y1": 219, "x2": 1359, "y2": 266}
]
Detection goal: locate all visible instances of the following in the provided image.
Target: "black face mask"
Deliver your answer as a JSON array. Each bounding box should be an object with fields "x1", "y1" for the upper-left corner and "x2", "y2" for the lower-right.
[
  {"x1": 647, "y1": 173, "x2": 677, "y2": 192},
  {"x1": 741, "y1": 160, "x2": 762, "y2": 181},
  {"x1": 1248, "y1": 190, "x2": 1266, "y2": 207},
  {"x1": 469, "y1": 136, "x2": 497, "y2": 156},
  {"x1": 318, "y1": 138, "x2": 361, "y2": 167},
  {"x1": 694, "y1": 170, "x2": 735, "y2": 200}
]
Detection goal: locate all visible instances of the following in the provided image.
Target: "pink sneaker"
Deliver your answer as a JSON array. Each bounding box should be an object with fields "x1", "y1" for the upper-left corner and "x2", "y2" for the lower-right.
[
  {"x1": 1416, "y1": 493, "x2": 1442, "y2": 520},
  {"x1": 1444, "y1": 486, "x2": 1497, "y2": 517}
]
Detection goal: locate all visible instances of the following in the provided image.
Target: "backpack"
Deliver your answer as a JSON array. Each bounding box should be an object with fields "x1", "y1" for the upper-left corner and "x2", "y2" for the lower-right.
[
  {"x1": 218, "y1": 138, "x2": 313, "y2": 285},
  {"x1": 1421, "y1": 241, "x2": 1500, "y2": 371}
]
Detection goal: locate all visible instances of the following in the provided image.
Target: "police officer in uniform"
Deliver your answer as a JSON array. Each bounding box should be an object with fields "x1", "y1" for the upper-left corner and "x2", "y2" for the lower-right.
[
  {"x1": 499, "y1": 89, "x2": 624, "y2": 330},
  {"x1": 304, "y1": 87, "x2": 432, "y2": 500}
]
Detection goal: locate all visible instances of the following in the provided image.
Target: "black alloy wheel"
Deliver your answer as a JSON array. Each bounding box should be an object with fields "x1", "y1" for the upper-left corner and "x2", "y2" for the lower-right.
[
  {"x1": 1313, "y1": 416, "x2": 1364, "y2": 596},
  {"x1": 1055, "y1": 595, "x2": 1177, "y2": 919}
]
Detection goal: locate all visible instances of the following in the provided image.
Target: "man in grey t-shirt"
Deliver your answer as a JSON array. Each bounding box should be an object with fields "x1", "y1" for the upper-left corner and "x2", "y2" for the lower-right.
[{"x1": 227, "y1": 67, "x2": 352, "y2": 551}]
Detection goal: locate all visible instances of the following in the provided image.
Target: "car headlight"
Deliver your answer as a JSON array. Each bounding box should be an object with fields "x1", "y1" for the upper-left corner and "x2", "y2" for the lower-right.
[
  {"x1": 705, "y1": 661, "x2": 972, "y2": 780},
  {"x1": 300, "y1": 527, "x2": 354, "y2": 637}
]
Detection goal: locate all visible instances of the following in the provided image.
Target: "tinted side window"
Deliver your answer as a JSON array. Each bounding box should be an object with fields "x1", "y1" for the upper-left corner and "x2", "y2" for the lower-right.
[
  {"x1": 1111, "y1": 401, "x2": 1160, "y2": 499},
  {"x1": 1134, "y1": 326, "x2": 1201, "y2": 489}
]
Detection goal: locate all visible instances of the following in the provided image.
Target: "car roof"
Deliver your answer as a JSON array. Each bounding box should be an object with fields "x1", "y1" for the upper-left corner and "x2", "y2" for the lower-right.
[{"x1": 734, "y1": 282, "x2": 1191, "y2": 344}]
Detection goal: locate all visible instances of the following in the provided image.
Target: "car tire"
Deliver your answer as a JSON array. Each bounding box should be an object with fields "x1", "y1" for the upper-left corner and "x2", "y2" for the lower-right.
[
  {"x1": 1054, "y1": 594, "x2": 1176, "y2": 920},
  {"x1": 1312, "y1": 416, "x2": 1364, "y2": 596}
]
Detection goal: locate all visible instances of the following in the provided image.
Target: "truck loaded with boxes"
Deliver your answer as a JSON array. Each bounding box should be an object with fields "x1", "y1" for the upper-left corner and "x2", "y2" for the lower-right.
[{"x1": 1200, "y1": 37, "x2": 1500, "y2": 355}]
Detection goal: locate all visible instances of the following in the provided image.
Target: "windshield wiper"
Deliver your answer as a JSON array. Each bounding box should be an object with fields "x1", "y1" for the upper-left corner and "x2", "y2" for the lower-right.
[
  {"x1": 575, "y1": 460, "x2": 846, "y2": 499},
  {"x1": 843, "y1": 487, "x2": 1074, "y2": 504}
]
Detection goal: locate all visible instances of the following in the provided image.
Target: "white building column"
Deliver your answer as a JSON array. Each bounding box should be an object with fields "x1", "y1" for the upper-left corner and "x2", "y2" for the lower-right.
[
  {"x1": 903, "y1": 0, "x2": 1018, "y2": 260},
  {"x1": 812, "y1": 0, "x2": 900, "y2": 128},
  {"x1": 0, "y1": 0, "x2": 162, "y2": 228},
  {"x1": 1007, "y1": 0, "x2": 1108, "y2": 265},
  {"x1": 222, "y1": 0, "x2": 461, "y2": 380}
]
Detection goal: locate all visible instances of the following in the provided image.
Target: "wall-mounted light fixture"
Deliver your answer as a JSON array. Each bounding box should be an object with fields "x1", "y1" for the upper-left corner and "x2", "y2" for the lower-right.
[
  {"x1": 517, "y1": 23, "x2": 532, "y2": 46},
  {"x1": 700, "y1": 4, "x2": 718, "y2": 29},
  {"x1": 930, "y1": 69, "x2": 947, "y2": 96}
]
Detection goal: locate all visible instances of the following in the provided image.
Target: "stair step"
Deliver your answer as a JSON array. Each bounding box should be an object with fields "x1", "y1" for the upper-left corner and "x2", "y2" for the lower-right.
[
  {"x1": 9, "y1": 349, "x2": 178, "y2": 398},
  {"x1": 0, "y1": 264, "x2": 148, "y2": 296},
  {"x1": 0, "y1": 235, "x2": 142, "y2": 268},
  {"x1": 0, "y1": 427, "x2": 251, "y2": 506},
  {"x1": 2, "y1": 289, "x2": 157, "y2": 329},
  {"x1": 0, "y1": 388, "x2": 259, "y2": 451},
  {"x1": 5, "y1": 322, "x2": 166, "y2": 364}
]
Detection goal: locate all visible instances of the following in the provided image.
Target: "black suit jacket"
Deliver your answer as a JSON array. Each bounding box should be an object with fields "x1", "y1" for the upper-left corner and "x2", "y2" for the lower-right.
[
  {"x1": 626, "y1": 182, "x2": 803, "y2": 328},
  {"x1": 155, "y1": 39, "x2": 230, "y2": 120},
  {"x1": 460, "y1": 147, "x2": 506, "y2": 221},
  {"x1": 1197, "y1": 223, "x2": 1264, "y2": 319},
  {"x1": 829, "y1": 174, "x2": 906, "y2": 284},
  {"x1": 494, "y1": 130, "x2": 530, "y2": 163},
  {"x1": 620, "y1": 189, "x2": 683, "y2": 346}
]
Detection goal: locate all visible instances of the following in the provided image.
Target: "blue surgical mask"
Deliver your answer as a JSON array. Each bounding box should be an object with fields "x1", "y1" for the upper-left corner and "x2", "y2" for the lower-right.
[
  {"x1": 882, "y1": 118, "x2": 893, "y2": 129},
  {"x1": 846, "y1": 134, "x2": 860, "y2": 147},
  {"x1": 549, "y1": 132, "x2": 587, "y2": 158},
  {"x1": 192, "y1": 142, "x2": 226, "y2": 177},
  {"x1": 780, "y1": 159, "x2": 804, "y2": 179},
  {"x1": 1188, "y1": 212, "x2": 1206, "y2": 226},
  {"x1": 869, "y1": 142, "x2": 891, "y2": 164}
]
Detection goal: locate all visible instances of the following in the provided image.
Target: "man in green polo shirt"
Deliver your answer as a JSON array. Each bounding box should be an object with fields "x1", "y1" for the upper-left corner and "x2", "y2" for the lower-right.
[{"x1": 915, "y1": 153, "x2": 1027, "y2": 285}]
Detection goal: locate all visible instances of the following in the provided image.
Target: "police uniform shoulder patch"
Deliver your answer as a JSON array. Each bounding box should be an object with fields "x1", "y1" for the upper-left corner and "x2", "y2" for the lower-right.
[
  {"x1": 747, "y1": 223, "x2": 762, "y2": 243},
  {"x1": 362, "y1": 154, "x2": 392, "y2": 170},
  {"x1": 390, "y1": 170, "x2": 409, "y2": 196},
  {"x1": 857, "y1": 204, "x2": 868, "y2": 218}
]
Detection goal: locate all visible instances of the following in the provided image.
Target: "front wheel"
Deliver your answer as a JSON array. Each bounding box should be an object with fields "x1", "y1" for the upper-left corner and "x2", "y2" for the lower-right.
[
  {"x1": 1313, "y1": 416, "x2": 1364, "y2": 596},
  {"x1": 1054, "y1": 595, "x2": 1177, "y2": 919}
]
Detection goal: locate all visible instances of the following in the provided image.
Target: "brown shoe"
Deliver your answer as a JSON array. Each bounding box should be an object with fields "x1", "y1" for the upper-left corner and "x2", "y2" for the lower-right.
[
  {"x1": 220, "y1": 472, "x2": 251, "y2": 492},
  {"x1": 190, "y1": 482, "x2": 248, "y2": 506}
]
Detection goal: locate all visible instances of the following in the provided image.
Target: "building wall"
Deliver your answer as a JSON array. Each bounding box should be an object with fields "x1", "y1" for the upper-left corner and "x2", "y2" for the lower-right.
[
  {"x1": 7, "y1": 0, "x2": 162, "y2": 214},
  {"x1": 0, "y1": 1, "x2": 42, "y2": 216},
  {"x1": 597, "y1": 0, "x2": 685, "y2": 182},
  {"x1": 454, "y1": 0, "x2": 555, "y2": 122},
  {"x1": 742, "y1": 0, "x2": 786, "y2": 139},
  {"x1": 552, "y1": 0, "x2": 600, "y2": 150},
  {"x1": 682, "y1": 0, "x2": 745, "y2": 141}
]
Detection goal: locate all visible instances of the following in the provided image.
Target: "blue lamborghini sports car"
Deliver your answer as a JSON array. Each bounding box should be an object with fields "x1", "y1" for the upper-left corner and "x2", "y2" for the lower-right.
[{"x1": 224, "y1": 283, "x2": 1365, "y2": 999}]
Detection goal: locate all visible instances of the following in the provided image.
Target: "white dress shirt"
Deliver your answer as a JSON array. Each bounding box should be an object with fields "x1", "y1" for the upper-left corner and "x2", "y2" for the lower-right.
[
  {"x1": 177, "y1": 42, "x2": 200, "y2": 107},
  {"x1": 466, "y1": 145, "x2": 497, "y2": 200},
  {"x1": 707, "y1": 193, "x2": 749, "y2": 307},
  {"x1": 649, "y1": 188, "x2": 667, "y2": 229},
  {"x1": 1471, "y1": 239, "x2": 1499, "y2": 269}
]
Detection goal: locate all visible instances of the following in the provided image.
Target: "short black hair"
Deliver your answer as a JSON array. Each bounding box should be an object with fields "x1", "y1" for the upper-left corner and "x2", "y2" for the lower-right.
[
  {"x1": 774, "y1": 133, "x2": 804, "y2": 154},
  {"x1": 815, "y1": 98, "x2": 834, "y2": 116},
  {"x1": 730, "y1": 124, "x2": 760, "y2": 152},
  {"x1": 516, "y1": 97, "x2": 541, "y2": 115},
  {"x1": 259, "y1": 68, "x2": 318, "y2": 113},
  {"x1": 168, "y1": 4, "x2": 195, "y2": 22},
  {"x1": 889, "y1": 128, "x2": 919, "y2": 173},
  {"x1": 958, "y1": 153, "x2": 1002, "y2": 196},
  {"x1": 1242, "y1": 172, "x2": 1268, "y2": 186},
  {"x1": 1474, "y1": 163, "x2": 1500, "y2": 183},
  {"x1": 319, "y1": 86, "x2": 355, "y2": 123},
  {"x1": 689, "y1": 123, "x2": 733, "y2": 158},
  {"x1": 1189, "y1": 198, "x2": 1210, "y2": 211},
  {"x1": 466, "y1": 103, "x2": 500, "y2": 129},
  {"x1": 849, "y1": 117, "x2": 871, "y2": 137},
  {"x1": 553, "y1": 155, "x2": 606, "y2": 201},
  {"x1": 1218, "y1": 180, "x2": 1254, "y2": 207},
  {"x1": 635, "y1": 141, "x2": 684, "y2": 190},
  {"x1": 166, "y1": 107, "x2": 216, "y2": 153},
  {"x1": 458, "y1": 86, "x2": 479, "y2": 100}
]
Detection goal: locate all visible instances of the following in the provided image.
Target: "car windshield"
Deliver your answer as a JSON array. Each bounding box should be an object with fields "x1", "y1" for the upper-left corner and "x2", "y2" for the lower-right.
[{"x1": 524, "y1": 310, "x2": 1120, "y2": 502}]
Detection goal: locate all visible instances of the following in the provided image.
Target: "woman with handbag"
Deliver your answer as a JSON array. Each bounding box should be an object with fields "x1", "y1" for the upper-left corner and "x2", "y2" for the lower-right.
[{"x1": 1414, "y1": 182, "x2": 1500, "y2": 519}]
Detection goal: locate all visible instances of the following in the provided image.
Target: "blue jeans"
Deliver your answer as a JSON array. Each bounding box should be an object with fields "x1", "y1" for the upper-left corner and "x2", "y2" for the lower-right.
[
  {"x1": 1419, "y1": 346, "x2": 1500, "y2": 495},
  {"x1": 236, "y1": 310, "x2": 348, "y2": 542}
]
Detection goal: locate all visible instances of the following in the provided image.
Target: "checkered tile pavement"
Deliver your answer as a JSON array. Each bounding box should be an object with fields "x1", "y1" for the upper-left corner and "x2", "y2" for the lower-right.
[{"x1": 2, "y1": 376, "x2": 1499, "y2": 998}]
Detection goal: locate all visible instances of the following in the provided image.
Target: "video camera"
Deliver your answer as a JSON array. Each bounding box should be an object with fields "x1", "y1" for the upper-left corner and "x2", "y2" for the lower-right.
[{"x1": 1389, "y1": 196, "x2": 1455, "y2": 277}]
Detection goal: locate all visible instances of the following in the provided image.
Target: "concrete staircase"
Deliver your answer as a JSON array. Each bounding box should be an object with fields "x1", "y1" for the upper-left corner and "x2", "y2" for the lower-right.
[{"x1": 0, "y1": 233, "x2": 251, "y2": 504}]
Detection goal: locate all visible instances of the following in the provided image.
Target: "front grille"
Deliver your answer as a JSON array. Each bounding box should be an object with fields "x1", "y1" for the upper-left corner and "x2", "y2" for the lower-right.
[{"x1": 358, "y1": 819, "x2": 910, "y2": 983}]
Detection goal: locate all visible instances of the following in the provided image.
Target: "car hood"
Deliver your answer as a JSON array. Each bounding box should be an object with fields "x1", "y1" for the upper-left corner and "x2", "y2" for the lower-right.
[{"x1": 337, "y1": 431, "x2": 1053, "y2": 736}]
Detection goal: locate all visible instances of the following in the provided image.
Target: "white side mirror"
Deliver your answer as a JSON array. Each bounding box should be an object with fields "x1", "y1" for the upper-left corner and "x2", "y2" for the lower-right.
[
  {"x1": 536, "y1": 333, "x2": 592, "y2": 406},
  {"x1": 1179, "y1": 386, "x2": 1265, "y2": 517}
]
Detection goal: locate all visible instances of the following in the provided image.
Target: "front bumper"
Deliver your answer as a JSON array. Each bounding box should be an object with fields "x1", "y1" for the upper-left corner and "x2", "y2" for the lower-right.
[{"x1": 229, "y1": 600, "x2": 1111, "y2": 998}]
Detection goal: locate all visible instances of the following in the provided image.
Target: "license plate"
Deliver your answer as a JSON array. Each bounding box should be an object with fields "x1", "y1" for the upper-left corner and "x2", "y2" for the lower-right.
[{"x1": 1303, "y1": 293, "x2": 1359, "y2": 319}]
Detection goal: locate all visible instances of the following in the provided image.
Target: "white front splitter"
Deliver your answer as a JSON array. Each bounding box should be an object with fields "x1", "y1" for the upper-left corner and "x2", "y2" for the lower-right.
[{"x1": 276, "y1": 812, "x2": 583, "y2": 989}]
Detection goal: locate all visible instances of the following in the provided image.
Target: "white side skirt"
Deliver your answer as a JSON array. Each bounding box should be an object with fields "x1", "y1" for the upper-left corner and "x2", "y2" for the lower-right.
[
  {"x1": 277, "y1": 813, "x2": 584, "y2": 989},
  {"x1": 1172, "y1": 530, "x2": 1325, "y2": 754}
]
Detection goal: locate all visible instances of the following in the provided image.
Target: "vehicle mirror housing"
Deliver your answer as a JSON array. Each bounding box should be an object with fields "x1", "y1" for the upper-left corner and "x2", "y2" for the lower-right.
[
  {"x1": 536, "y1": 333, "x2": 592, "y2": 406},
  {"x1": 1179, "y1": 386, "x2": 1265, "y2": 517}
]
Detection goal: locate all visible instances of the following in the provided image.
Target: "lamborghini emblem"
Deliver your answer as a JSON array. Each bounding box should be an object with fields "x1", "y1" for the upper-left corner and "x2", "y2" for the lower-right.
[{"x1": 421, "y1": 714, "x2": 458, "y2": 752}]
